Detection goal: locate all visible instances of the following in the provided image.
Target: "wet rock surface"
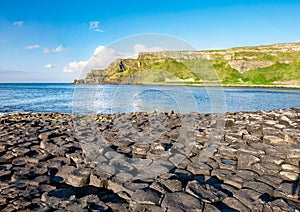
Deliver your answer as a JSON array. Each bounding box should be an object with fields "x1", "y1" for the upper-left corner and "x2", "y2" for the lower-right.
[{"x1": 0, "y1": 108, "x2": 299, "y2": 211}]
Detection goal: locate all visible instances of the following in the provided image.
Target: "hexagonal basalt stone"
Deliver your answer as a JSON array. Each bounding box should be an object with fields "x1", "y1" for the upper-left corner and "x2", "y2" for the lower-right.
[
  {"x1": 131, "y1": 204, "x2": 163, "y2": 212},
  {"x1": 41, "y1": 187, "x2": 80, "y2": 209},
  {"x1": 222, "y1": 197, "x2": 250, "y2": 212},
  {"x1": 252, "y1": 162, "x2": 281, "y2": 176},
  {"x1": 149, "y1": 181, "x2": 169, "y2": 194},
  {"x1": 232, "y1": 189, "x2": 262, "y2": 209},
  {"x1": 217, "y1": 146, "x2": 238, "y2": 158},
  {"x1": 56, "y1": 166, "x2": 91, "y2": 187},
  {"x1": 274, "y1": 182, "x2": 300, "y2": 202},
  {"x1": 279, "y1": 171, "x2": 299, "y2": 181},
  {"x1": 211, "y1": 169, "x2": 243, "y2": 189},
  {"x1": 236, "y1": 170, "x2": 259, "y2": 181},
  {"x1": 12, "y1": 157, "x2": 31, "y2": 166},
  {"x1": 186, "y1": 180, "x2": 227, "y2": 203},
  {"x1": 161, "y1": 192, "x2": 203, "y2": 211},
  {"x1": 131, "y1": 188, "x2": 162, "y2": 205},
  {"x1": 132, "y1": 143, "x2": 150, "y2": 156},
  {"x1": 203, "y1": 203, "x2": 221, "y2": 212},
  {"x1": 11, "y1": 147, "x2": 31, "y2": 157},
  {"x1": 216, "y1": 156, "x2": 237, "y2": 171},
  {"x1": 286, "y1": 149, "x2": 300, "y2": 159},
  {"x1": 256, "y1": 175, "x2": 283, "y2": 189},
  {"x1": 159, "y1": 179, "x2": 183, "y2": 192},
  {"x1": 238, "y1": 147, "x2": 265, "y2": 157},
  {"x1": 281, "y1": 163, "x2": 299, "y2": 173},
  {"x1": 187, "y1": 162, "x2": 212, "y2": 176},
  {"x1": 242, "y1": 181, "x2": 275, "y2": 196},
  {"x1": 237, "y1": 153, "x2": 260, "y2": 170},
  {"x1": 0, "y1": 151, "x2": 15, "y2": 164},
  {"x1": 263, "y1": 135, "x2": 285, "y2": 145},
  {"x1": 268, "y1": 198, "x2": 299, "y2": 211},
  {"x1": 260, "y1": 155, "x2": 284, "y2": 166},
  {"x1": 89, "y1": 171, "x2": 109, "y2": 188}
]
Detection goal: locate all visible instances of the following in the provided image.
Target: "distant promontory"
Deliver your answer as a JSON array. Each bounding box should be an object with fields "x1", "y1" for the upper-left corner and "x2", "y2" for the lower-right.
[{"x1": 74, "y1": 42, "x2": 300, "y2": 87}]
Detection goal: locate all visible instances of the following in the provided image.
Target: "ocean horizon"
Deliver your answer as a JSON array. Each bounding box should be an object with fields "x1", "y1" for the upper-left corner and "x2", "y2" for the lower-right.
[{"x1": 0, "y1": 83, "x2": 299, "y2": 116}]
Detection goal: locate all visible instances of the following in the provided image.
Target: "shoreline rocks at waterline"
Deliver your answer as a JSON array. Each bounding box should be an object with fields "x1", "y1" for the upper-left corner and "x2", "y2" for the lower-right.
[{"x1": 0, "y1": 108, "x2": 299, "y2": 211}]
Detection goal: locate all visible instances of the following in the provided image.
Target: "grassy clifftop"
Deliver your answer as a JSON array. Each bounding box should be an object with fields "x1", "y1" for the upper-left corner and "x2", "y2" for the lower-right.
[{"x1": 75, "y1": 42, "x2": 300, "y2": 86}]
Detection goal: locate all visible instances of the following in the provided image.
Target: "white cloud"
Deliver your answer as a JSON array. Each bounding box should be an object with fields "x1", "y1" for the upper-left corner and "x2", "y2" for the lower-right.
[
  {"x1": 89, "y1": 21, "x2": 100, "y2": 29},
  {"x1": 13, "y1": 21, "x2": 24, "y2": 27},
  {"x1": 63, "y1": 44, "x2": 164, "y2": 73},
  {"x1": 25, "y1": 44, "x2": 40, "y2": 50},
  {"x1": 44, "y1": 45, "x2": 66, "y2": 54},
  {"x1": 94, "y1": 29, "x2": 104, "y2": 32},
  {"x1": 44, "y1": 64, "x2": 55, "y2": 69},
  {"x1": 53, "y1": 45, "x2": 64, "y2": 53},
  {"x1": 89, "y1": 21, "x2": 104, "y2": 32},
  {"x1": 63, "y1": 61, "x2": 88, "y2": 73},
  {"x1": 43, "y1": 48, "x2": 51, "y2": 54},
  {"x1": 64, "y1": 46, "x2": 118, "y2": 73}
]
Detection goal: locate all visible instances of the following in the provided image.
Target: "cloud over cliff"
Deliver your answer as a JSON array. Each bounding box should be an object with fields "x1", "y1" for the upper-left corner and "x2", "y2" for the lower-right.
[{"x1": 63, "y1": 44, "x2": 163, "y2": 73}]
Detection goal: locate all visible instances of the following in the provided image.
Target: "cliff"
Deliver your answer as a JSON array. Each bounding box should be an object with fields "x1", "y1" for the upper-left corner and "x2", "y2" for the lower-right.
[{"x1": 75, "y1": 42, "x2": 300, "y2": 86}]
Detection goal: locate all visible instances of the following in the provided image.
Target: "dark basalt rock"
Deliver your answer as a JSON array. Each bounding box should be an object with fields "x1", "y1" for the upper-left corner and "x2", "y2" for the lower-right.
[
  {"x1": 186, "y1": 180, "x2": 227, "y2": 203},
  {"x1": 242, "y1": 180, "x2": 275, "y2": 196},
  {"x1": 268, "y1": 198, "x2": 300, "y2": 211},
  {"x1": 232, "y1": 188, "x2": 263, "y2": 209},
  {"x1": 274, "y1": 182, "x2": 300, "y2": 202},
  {"x1": 159, "y1": 178, "x2": 183, "y2": 192},
  {"x1": 161, "y1": 192, "x2": 203, "y2": 211},
  {"x1": 237, "y1": 153, "x2": 260, "y2": 170},
  {"x1": 131, "y1": 188, "x2": 162, "y2": 205},
  {"x1": 222, "y1": 197, "x2": 250, "y2": 212},
  {"x1": 0, "y1": 109, "x2": 299, "y2": 211},
  {"x1": 187, "y1": 162, "x2": 212, "y2": 176}
]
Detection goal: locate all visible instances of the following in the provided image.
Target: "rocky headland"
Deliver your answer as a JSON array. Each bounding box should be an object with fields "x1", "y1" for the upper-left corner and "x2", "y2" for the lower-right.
[
  {"x1": 75, "y1": 42, "x2": 300, "y2": 87},
  {"x1": 0, "y1": 108, "x2": 300, "y2": 211}
]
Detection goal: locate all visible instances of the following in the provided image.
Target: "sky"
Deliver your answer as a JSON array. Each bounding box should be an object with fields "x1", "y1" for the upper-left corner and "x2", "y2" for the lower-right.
[{"x1": 0, "y1": 0, "x2": 300, "y2": 82}]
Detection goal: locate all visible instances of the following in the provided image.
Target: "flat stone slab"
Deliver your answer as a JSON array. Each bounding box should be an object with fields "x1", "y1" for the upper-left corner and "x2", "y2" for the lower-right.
[
  {"x1": 131, "y1": 188, "x2": 162, "y2": 205},
  {"x1": 161, "y1": 192, "x2": 203, "y2": 211},
  {"x1": 186, "y1": 180, "x2": 227, "y2": 203},
  {"x1": 274, "y1": 182, "x2": 300, "y2": 202}
]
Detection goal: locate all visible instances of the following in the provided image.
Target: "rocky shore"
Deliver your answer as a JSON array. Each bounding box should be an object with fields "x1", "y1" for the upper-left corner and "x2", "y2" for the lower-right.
[{"x1": 0, "y1": 109, "x2": 299, "y2": 211}]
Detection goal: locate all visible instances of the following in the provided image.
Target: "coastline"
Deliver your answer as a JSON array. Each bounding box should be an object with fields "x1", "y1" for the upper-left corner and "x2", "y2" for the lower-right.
[
  {"x1": 0, "y1": 109, "x2": 299, "y2": 210},
  {"x1": 2, "y1": 81, "x2": 299, "y2": 89},
  {"x1": 72, "y1": 82, "x2": 300, "y2": 89}
]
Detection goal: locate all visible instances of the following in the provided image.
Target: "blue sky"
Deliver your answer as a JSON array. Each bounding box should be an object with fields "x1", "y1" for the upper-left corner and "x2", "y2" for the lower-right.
[{"x1": 0, "y1": 0, "x2": 300, "y2": 82}]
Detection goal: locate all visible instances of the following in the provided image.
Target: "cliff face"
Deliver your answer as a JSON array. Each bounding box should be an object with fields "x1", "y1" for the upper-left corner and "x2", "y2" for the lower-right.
[
  {"x1": 75, "y1": 42, "x2": 300, "y2": 86},
  {"x1": 203, "y1": 42, "x2": 300, "y2": 73}
]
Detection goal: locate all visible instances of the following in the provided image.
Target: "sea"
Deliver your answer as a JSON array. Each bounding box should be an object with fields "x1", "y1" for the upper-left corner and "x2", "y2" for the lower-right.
[{"x1": 0, "y1": 83, "x2": 299, "y2": 116}]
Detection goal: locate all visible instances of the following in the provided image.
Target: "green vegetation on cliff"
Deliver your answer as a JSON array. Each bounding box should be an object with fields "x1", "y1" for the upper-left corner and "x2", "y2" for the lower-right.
[{"x1": 76, "y1": 42, "x2": 300, "y2": 87}]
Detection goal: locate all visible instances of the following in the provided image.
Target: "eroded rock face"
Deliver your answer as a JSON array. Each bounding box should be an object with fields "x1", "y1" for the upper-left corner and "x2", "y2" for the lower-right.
[
  {"x1": 0, "y1": 108, "x2": 299, "y2": 211},
  {"x1": 78, "y1": 42, "x2": 300, "y2": 85}
]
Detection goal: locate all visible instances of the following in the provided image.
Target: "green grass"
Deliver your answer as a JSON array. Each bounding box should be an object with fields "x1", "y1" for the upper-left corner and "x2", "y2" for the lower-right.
[
  {"x1": 243, "y1": 61, "x2": 300, "y2": 85},
  {"x1": 149, "y1": 58, "x2": 197, "y2": 80},
  {"x1": 213, "y1": 63, "x2": 244, "y2": 84},
  {"x1": 83, "y1": 44, "x2": 300, "y2": 86},
  {"x1": 135, "y1": 69, "x2": 172, "y2": 83}
]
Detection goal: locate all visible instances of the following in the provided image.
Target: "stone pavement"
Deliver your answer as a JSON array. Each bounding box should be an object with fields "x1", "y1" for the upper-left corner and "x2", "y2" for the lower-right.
[{"x1": 0, "y1": 108, "x2": 299, "y2": 211}]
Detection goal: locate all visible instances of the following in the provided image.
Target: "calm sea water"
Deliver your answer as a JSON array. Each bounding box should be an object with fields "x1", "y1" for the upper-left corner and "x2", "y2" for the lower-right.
[{"x1": 0, "y1": 83, "x2": 299, "y2": 115}]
